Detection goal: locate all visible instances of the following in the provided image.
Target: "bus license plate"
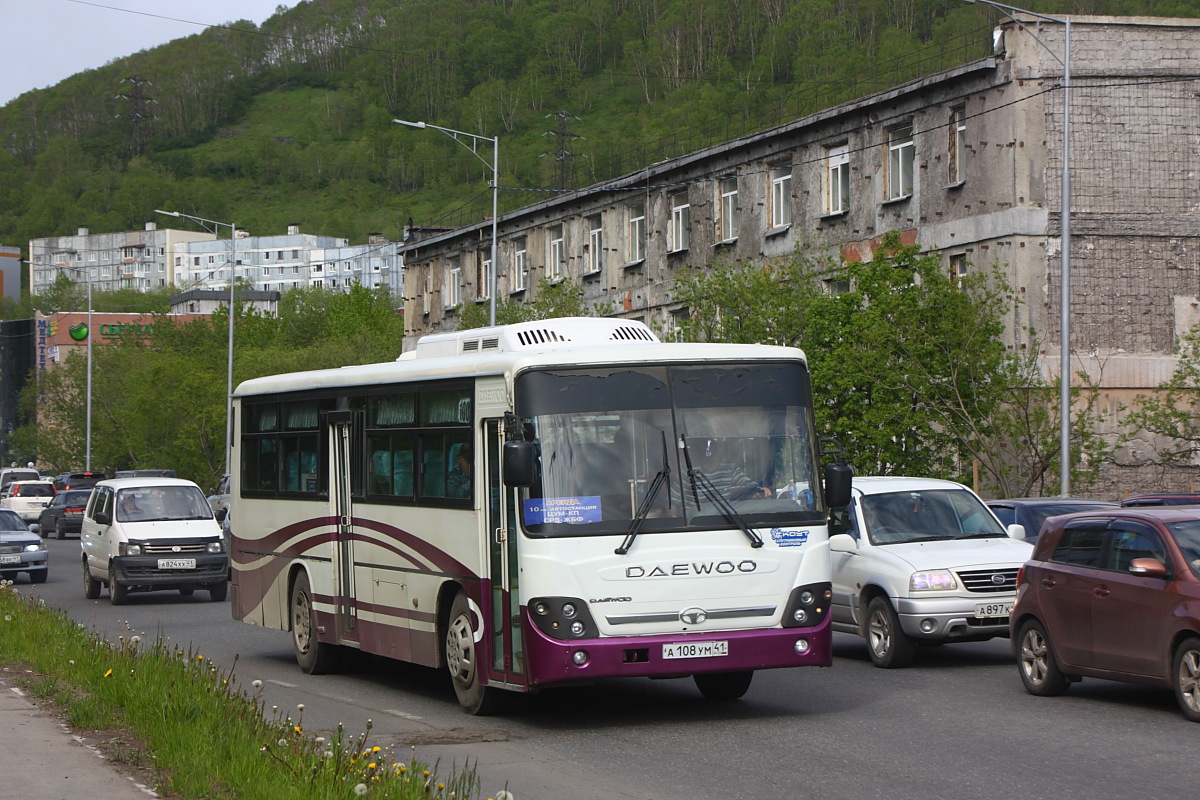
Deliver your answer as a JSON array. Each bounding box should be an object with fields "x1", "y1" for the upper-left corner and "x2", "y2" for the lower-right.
[
  {"x1": 663, "y1": 641, "x2": 728, "y2": 660},
  {"x1": 0, "y1": 555, "x2": 20, "y2": 565},
  {"x1": 974, "y1": 602, "x2": 1012, "y2": 619},
  {"x1": 158, "y1": 558, "x2": 196, "y2": 570}
]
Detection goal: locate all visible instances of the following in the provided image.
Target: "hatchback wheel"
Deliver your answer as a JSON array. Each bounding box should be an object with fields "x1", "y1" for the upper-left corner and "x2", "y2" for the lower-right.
[
  {"x1": 1172, "y1": 637, "x2": 1200, "y2": 722},
  {"x1": 1016, "y1": 619, "x2": 1068, "y2": 696}
]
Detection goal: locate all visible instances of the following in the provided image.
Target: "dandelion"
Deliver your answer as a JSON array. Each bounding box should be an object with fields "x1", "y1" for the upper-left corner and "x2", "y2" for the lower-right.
[
  {"x1": 197, "y1": 655, "x2": 204, "y2": 661},
  {"x1": 3, "y1": 615, "x2": 10, "y2": 622},
  {"x1": 323, "y1": 750, "x2": 334, "y2": 760},
  {"x1": 293, "y1": 726, "x2": 302, "y2": 734},
  {"x1": 252, "y1": 680, "x2": 263, "y2": 689},
  {"x1": 354, "y1": 784, "x2": 369, "y2": 796},
  {"x1": 296, "y1": 703, "x2": 304, "y2": 711},
  {"x1": 371, "y1": 746, "x2": 381, "y2": 753},
  {"x1": 369, "y1": 762, "x2": 377, "y2": 770},
  {"x1": 103, "y1": 669, "x2": 113, "y2": 678},
  {"x1": 277, "y1": 738, "x2": 287, "y2": 747},
  {"x1": 315, "y1": 737, "x2": 325, "y2": 746},
  {"x1": 439, "y1": 783, "x2": 446, "y2": 791},
  {"x1": 68, "y1": 660, "x2": 74, "y2": 666},
  {"x1": 495, "y1": 791, "x2": 515, "y2": 800}
]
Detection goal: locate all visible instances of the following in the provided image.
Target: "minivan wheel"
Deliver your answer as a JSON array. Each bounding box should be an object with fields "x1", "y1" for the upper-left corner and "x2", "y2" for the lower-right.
[
  {"x1": 865, "y1": 596, "x2": 915, "y2": 668},
  {"x1": 1016, "y1": 619, "x2": 1068, "y2": 696},
  {"x1": 109, "y1": 580, "x2": 129, "y2": 605},
  {"x1": 1172, "y1": 637, "x2": 1200, "y2": 722},
  {"x1": 83, "y1": 561, "x2": 101, "y2": 600},
  {"x1": 208, "y1": 581, "x2": 228, "y2": 602}
]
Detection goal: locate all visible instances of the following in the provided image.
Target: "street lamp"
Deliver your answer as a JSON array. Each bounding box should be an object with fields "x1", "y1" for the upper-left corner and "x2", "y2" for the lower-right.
[
  {"x1": 393, "y1": 118, "x2": 499, "y2": 326},
  {"x1": 155, "y1": 210, "x2": 237, "y2": 479},
  {"x1": 965, "y1": 0, "x2": 1072, "y2": 494}
]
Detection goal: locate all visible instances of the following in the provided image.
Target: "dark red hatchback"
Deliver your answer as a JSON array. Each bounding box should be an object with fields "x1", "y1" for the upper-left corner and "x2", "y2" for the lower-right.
[{"x1": 1010, "y1": 506, "x2": 1200, "y2": 721}]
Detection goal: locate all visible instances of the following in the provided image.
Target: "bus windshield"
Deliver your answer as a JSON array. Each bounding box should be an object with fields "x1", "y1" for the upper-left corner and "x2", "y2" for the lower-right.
[{"x1": 514, "y1": 361, "x2": 824, "y2": 537}]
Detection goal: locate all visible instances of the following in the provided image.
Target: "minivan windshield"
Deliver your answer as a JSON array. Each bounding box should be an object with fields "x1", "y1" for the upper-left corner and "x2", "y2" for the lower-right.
[
  {"x1": 116, "y1": 486, "x2": 213, "y2": 523},
  {"x1": 861, "y1": 489, "x2": 1006, "y2": 545}
]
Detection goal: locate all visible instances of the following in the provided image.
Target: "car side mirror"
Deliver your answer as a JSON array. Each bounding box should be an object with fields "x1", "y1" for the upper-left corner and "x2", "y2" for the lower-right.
[
  {"x1": 215, "y1": 508, "x2": 227, "y2": 522},
  {"x1": 1007, "y1": 523, "x2": 1027, "y2": 541},
  {"x1": 503, "y1": 441, "x2": 537, "y2": 488},
  {"x1": 94, "y1": 512, "x2": 111, "y2": 526},
  {"x1": 1128, "y1": 557, "x2": 1168, "y2": 578},
  {"x1": 829, "y1": 532, "x2": 858, "y2": 552}
]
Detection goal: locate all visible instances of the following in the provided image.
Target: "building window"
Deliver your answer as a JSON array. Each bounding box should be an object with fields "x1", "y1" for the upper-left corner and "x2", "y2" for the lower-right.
[
  {"x1": 628, "y1": 203, "x2": 646, "y2": 263},
  {"x1": 768, "y1": 164, "x2": 792, "y2": 229},
  {"x1": 825, "y1": 145, "x2": 850, "y2": 215},
  {"x1": 447, "y1": 258, "x2": 461, "y2": 307},
  {"x1": 717, "y1": 177, "x2": 739, "y2": 243},
  {"x1": 314, "y1": 264, "x2": 323, "y2": 273},
  {"x1": 476, "y1": 254, "x2": 490, "y2": 300},
  {"x1": 547, "y1": 225, "x2": 564, "y2": 280},
  {"x1": 823, "y1": 277, "x2": 850, "y2": 295},
  {"x1": 669, "y1": 191, "x2": 690, "y2": 252},
  {"x1": 949, "y1": 106, "x2": 967, "y2": 185},
  {"x1": 585, "y1": 214, "x2": 604, "y2": 275},
  {"x1": 512, "y1": 240, "x2": 528, "y2": 292},
  {"x1": 422, "y1": 271, "x2": 432, "y2": 315},
  {"x1": 88, "y1": 251, "x2": 96, "y2": 262},
  {"x1": 949, "y1": 253, "x2": 969, "y2": 287},
  {"x1": 208, "y1": 255, "x2": 215, "y2": 264},
  {"x1": 886, "y1": 124, "x2": 914, "y2": 200}
]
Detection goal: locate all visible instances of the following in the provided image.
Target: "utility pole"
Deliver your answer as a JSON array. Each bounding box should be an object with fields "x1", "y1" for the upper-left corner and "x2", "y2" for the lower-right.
[
  {"x1": 541, "y1": 110, "x2": 584, "y2": 191},
  {"x1": 116, "y1": 75, "x2": 156, "y2": 157}
]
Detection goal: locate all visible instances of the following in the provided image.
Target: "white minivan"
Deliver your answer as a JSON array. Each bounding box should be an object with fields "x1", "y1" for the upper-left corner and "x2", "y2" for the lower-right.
[
  {"x1": 829, "y1": 476, "x2": 1032, "y2": 668},
  {"x1": 80, "y1": 477, "x2": 229, "y2": 604}
]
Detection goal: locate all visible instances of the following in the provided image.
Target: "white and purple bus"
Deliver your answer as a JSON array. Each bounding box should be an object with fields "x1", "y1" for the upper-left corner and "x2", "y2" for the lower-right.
[{"x1": 229, "y1": 317, "x2": 849, "y2": 713}]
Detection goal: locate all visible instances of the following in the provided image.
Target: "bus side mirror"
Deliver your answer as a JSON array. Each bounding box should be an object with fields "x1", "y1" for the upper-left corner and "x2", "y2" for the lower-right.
[
  {"x1": 504, "y1": 441, "x2": 537, "y2": 487},
  {"x1": 823, "y1": 461, "x2": 852, "y2": 509}
]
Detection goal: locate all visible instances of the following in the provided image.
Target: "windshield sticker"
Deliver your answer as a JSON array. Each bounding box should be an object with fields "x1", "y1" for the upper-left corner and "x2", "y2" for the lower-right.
[
  {"x1": 525, "y1": 496, "x2": 602, "y2": 525},
  {"x1": 770, "y1": 528, "x2": 810, "y2": 547}
]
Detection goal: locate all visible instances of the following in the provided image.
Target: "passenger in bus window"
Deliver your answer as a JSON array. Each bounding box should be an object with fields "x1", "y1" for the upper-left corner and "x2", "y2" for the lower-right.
[
  {"x1": 696, "y1": 438, "x2": 772, "y2": 501},
  {"x1": 447, "y1": 443, "x2": 472, "y2": 499}
]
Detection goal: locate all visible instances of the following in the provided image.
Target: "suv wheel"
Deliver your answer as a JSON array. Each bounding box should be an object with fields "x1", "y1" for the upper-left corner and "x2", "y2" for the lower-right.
[
  {"x1": 1016, "y1": 619, "x2": 1068, "y2": 696},
  {"x1": 1172, "y1": 637, "x2": 1200, "y2": 722},
  {"x1": 865, "y1": 596, "x2": 915, "y2": 668}
]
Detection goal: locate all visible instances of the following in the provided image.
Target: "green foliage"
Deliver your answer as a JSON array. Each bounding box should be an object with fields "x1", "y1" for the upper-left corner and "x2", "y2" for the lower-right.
[
  {"x1": 673, "y1": 232, "x2": 1112, "y2": 492},
  {"x1": 1126, "y1": 323, "x2": 1200, "y2": 465},
  {"x1": 458, "y1": 276, "x2": 595, "y2": 329}
]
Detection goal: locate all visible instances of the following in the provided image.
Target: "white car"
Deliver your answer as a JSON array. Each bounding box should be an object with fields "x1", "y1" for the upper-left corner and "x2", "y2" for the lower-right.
[
  {"x1": 0, "y1": 480, "x2": 57, "y2": 524},
  {"x1": 829, "y1": 476, "x2": 1032, "y2": 668}
]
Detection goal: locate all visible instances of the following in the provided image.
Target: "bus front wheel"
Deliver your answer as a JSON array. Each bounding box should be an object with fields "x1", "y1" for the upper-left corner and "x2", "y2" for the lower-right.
[
  {"x1": 694, "y1": 670, "x2": 754, "y2": 700},
  {"x1": 445, "y1": 592, "x2": 501, "y2": 715},
  {"x1": 291, "y1": 572, "x2": 340, "y2": 674}
]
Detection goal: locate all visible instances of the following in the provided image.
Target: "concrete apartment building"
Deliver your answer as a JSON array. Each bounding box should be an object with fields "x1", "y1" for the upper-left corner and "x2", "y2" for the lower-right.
[
  {"x1": 28, "y1": 223, "x2": 217, "y2": 293},
  {"x1": 398, "y1": 15, "x2": 1200, "y2": 495}
]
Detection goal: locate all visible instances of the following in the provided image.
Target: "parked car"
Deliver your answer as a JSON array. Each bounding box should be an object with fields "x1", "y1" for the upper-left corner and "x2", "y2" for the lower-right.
[
  {"x1": 829, "y1": 476, "x2": 1032, "y2": 668},
  {"x1": 81, "y1": 477, "x2": 229, "y2": 604},
  {"x1": 1011, "y1": 506, "x2": 1200, "y2": 722},
  {"x1": 37, "y1": 489, "x2": 93, "y2": 539},
  {"x1": 986, "y1": 497, "x2": 1120, "y2": 544},
  {"x1": 0, "y1": 480, "x2": 57, "y2": 524},
  {"x1": 1120, "y1": 493, "x2": 1200, "y2": 507},
  {"x1": 53, "y1": 471, "x2": 106, "y2": 491},
  {"x1": 0, "y1": 508, "x2": 47, "y2": 584},
  {"x1": 0, "y1": 467, "x2": 40, "y2": 490},
  {"x1": 207, "y1": 474, "x2": 230, "y2": 519}
]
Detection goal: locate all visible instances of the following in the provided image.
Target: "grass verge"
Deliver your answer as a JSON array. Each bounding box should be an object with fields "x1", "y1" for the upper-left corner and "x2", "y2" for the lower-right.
[{"x1": 0, "y1": 581, "x2": 510, "y2": 800}]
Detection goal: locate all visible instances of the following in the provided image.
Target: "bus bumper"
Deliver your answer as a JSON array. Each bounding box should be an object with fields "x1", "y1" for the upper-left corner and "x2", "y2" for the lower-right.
[{"x1": 520, "y1": 613, "x2": 832, "y2": 687}]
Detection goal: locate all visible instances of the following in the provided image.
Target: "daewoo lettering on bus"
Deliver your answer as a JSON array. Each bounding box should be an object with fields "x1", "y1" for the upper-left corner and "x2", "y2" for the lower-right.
[{"x1": 229, "y1": 317, "x2": 851, "y2": 714}]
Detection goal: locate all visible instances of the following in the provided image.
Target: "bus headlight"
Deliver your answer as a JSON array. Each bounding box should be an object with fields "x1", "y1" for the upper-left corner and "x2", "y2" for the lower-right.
[
  {"x1": 783, "y1": 582, "x2": 831, "y2": 628},
  {"x1": 527, "y1": 596, "x2": 597, "y2": 641}
]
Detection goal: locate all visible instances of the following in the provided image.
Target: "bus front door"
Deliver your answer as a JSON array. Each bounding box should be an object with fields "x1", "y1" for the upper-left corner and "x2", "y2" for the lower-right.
[
  {"x1": 484, "y1": 419, "x2": 524, "y2": 688},
  {"x1": 329, "y1": 415, "x2": 358, "y2": 644}
]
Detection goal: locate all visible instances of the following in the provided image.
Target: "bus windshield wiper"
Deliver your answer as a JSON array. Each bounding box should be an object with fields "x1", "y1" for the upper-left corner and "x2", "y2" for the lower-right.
[
  {"x1": 679, "y1": 435, "x2": 763, "y2": 549},
  {"x1": 615, "y1": 431, "x2": 671, "y2": 555}
]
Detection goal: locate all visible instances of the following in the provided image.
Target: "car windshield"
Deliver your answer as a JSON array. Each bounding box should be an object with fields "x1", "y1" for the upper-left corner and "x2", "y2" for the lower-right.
[
  {"x1": 861, "y1": 489, "x2": 1007, "y2": 544},
  {"x1": 116, "y1": 486, "x2": 213, "y2": 523},
  {"x1": 0, "y1": 511, "x2": 28, "y2": 531},
  {"x1": 1167, "y1": 520, "x2": 1200, "y2": 578}
]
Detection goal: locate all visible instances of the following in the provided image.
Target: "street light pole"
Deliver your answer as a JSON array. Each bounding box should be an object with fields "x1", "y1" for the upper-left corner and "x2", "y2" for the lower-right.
[
  {"x1": 393, "y1": 119, "x2": 499, "y2": 326},
  {"x1": 155, "y1": 210, "x2": 237, "y2": 479},
  {"x1": 965, "y1": 0, "x2": 1072, "y2": 494}
]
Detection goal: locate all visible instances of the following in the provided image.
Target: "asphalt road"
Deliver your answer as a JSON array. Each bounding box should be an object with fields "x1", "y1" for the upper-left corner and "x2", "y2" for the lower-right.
[{"x1": 15, "y1": 535, "x2": 1198, "y2": 800}]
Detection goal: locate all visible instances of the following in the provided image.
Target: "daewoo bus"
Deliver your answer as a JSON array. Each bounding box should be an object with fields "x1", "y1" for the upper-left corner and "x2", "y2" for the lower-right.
[{"x1": 229, "y1": 317, "x2": 850, "y2": 713}]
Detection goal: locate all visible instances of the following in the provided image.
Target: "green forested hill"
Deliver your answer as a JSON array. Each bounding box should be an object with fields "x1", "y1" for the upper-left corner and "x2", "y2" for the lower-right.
[{"x1": 1, "y1": 0, "x2": 1196, "y2": 264}]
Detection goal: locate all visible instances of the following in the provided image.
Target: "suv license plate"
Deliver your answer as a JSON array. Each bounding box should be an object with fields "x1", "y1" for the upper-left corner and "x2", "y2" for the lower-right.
[
  {"x1": 0, "y1": 555, "x2": 20, "y2": 565},
  {"x1": 663, "y1": 641, "x2": 729, "y2": 660},
  {"x1": 158, "y1": 558, "x2": 196, "y2": 570},
  {"x1": 974, "y1": 602, "x2": 1013, "y2": 619}
]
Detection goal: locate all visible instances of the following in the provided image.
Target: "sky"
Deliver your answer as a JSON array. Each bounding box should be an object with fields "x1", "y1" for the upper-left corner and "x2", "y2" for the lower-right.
[{"x1": 1, "y1": 0, "x2": 289, "y2": 106}]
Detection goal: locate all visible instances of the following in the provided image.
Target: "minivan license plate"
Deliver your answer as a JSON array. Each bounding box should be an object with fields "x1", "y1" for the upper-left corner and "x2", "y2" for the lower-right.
[
  {"x1": 974, "y1": 602, "x2": 1012, "y2": 619},
  {"x1": 663, "y1": 641, "x2": 728, "y2": 660},
  {"x1": 158, "y1": 558, "x2": 196, "y2": 570}
]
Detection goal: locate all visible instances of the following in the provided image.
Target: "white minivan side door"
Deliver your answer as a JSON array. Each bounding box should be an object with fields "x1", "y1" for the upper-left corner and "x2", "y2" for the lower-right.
[{"x1": 82, "y1": 486, "x2": 115, "y2": 578}]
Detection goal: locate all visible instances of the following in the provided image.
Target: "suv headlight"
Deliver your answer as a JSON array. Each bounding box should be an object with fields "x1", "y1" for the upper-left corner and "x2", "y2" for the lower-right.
[{"x1": 910, "y1": 570, "x2": 957, "y2": 591}]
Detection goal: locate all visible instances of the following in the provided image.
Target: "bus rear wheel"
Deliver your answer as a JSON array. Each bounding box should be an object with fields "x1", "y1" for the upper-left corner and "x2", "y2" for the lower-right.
[
  {"x1": 445, "y1": 592, "x2": 501, "y2": 715},
  {"x1": 694, "y1": 670, "x2": 754, "y2": 700},
  {"x1": 291, "y1": 571, "x2": 340, "y2": 674}
]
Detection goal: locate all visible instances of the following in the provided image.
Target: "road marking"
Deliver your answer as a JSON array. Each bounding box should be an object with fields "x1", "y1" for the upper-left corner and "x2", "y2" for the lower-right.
[
  {"x1": 384, "y1": 708, "x2": 424, "y2": 721},
  {"x1": 266, "y1": 679, "x2": 297, "y2": 688}
]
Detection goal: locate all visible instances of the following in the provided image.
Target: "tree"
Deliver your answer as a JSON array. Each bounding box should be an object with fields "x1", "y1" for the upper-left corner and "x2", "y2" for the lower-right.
[
  {"x1": 1126, "y1": 322, "x2": 1200, "y2": 467},
  {"x1": 673, "y1": 232, "x2": 1111, "y2": 492}
]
